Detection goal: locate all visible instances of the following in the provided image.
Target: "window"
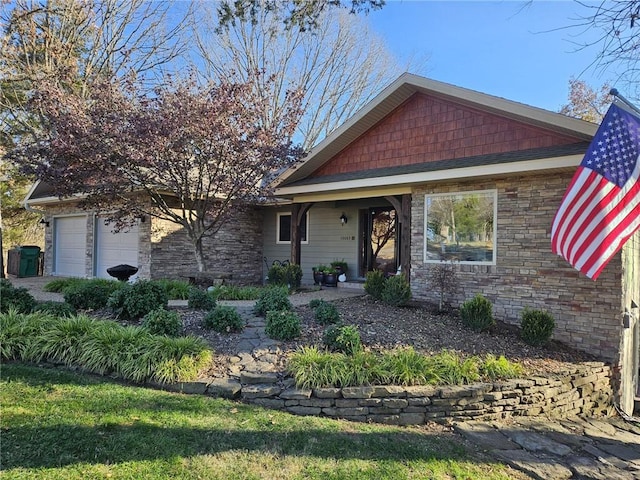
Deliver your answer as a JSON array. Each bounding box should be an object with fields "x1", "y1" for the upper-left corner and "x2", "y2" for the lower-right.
[
  {"x1": 277, "y1": 212, "x2": 308, "y2": 244},
  {"x1": 424, "y1": 190, "x2": 496, "y2": 264}
]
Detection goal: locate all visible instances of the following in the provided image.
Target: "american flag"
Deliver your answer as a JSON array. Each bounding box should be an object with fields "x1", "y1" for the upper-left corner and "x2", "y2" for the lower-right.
[{"x1": 551, "y1": 101, "x2": 640, "y2": 280}]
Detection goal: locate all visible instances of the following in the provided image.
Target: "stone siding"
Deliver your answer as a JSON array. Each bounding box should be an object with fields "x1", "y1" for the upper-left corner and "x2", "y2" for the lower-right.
[
  {"x1": 410, "y1": 172, "x2": 623, "y2": 362},
  {"x1": 167, "y1": 363, "x2": 613, "y2": 425},
  {"x1": 150, "y1": 207, "x2": 264, "y2": 284}
]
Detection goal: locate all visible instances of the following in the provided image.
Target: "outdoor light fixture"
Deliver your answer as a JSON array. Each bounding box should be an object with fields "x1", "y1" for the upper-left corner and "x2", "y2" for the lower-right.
[
  {"x1": 39, "y1": 218, "x2": 50, "y2": 228},
  {"x1": 340, "y1": 213, "x2": 348, "y2": 225}
]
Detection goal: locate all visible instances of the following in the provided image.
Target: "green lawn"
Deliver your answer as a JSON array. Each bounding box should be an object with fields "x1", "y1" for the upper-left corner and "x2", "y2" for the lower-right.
[{"x1": 1, "y1": 363, "x2": 523, "y2": 479}]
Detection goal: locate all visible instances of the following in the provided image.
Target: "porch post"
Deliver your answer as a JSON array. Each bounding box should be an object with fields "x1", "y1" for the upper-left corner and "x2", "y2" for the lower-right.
[
  {"x1": 290, "y1": 203, "x2": 313, "y2": 266},
  {"x1": 401, "y1": 194, "x2": 412, "y2": 281}
]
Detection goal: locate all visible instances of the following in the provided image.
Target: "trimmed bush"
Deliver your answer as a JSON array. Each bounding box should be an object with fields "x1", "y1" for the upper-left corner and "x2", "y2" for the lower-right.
[
  {"x1": 381, "y1": 274, "x2": 412, "y2": 307},
  {"x1": 33, "y1": 301, "x2": 77, "y2": 317},
  {"x1": 64, "y1": 279, "x2": 122, "y2": 311},
  {"x1": 267, "y1": 263, "x2": 303, "y2": 290},
  {"x1": 107, "y1": 280, "x2": 168, "y2": 320},
  {"x1": 142, "y1": 308, "x2": 182, "y2": 336},
  {"x1": 43, "y1": 277, "x2": 83, "y2": 293},
  {"x1": 364, "y1": 270, "x2": 385, "y2": 299},
  {"x1": 313, "y1": 301, "x2": 341, "y2": 325},
  {"x1": 308, "y1": 298, "x2": 323, "y2": 309},
  {"x1": 254, "y1": 285, "x2": 292, "y2": 316},
  {"x1": 0, "y1": 279, "x2": 36, "y2": 313},
  {"x1": 203, "y1": 305, "x2": 244, "y2": 333},
  {"x1": 520, "y1": 308, "x2": 555, "y2": 346},
  {"x1": 187, "y1": 288, "x2": 216, "y2": 310},
  {"x1": 323, "y1": 324, "x2": 362, "y2": 355},
  {"x1": 265, "y1": 310, "x2": 300, "y2": 340},
  {"x1": 459, "y1": 294, "x2": 495, "y2": 332}
]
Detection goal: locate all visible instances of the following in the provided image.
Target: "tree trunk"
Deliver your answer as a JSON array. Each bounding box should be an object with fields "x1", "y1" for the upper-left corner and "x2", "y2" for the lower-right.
[{"x1": 192, "y1": 236, "x2": 206, "y2": 273}]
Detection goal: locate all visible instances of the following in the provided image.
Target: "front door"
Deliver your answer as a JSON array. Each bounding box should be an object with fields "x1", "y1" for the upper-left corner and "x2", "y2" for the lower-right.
[{"x1": 359, "y1": 207, "x2": 398, "y2": 277}]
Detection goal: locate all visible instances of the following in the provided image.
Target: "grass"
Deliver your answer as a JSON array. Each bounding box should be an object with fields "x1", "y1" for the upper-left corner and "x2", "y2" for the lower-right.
[{"x1": 1, "y1": 363, "x2": 522, "y2": 479}]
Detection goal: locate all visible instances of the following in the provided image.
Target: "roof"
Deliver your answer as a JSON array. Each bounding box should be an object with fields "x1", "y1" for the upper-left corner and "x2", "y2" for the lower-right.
[{"x1": 275, "y1": 72, "x2": 597, "y2": 189}]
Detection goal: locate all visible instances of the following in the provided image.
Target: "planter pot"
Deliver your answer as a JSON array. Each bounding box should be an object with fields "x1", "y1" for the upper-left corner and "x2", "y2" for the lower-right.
[
  {"x1": 313, "y1": 270, "x2": 325, "y2": 286},
  {"x1": 323, "y1": 273, "x2": 338, "y2": 287}
]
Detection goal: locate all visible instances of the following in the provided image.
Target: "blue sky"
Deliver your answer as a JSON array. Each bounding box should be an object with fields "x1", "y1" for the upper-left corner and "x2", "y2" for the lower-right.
[{"x1": 368, "y1": 1, "x2": 616, "y2": 112}]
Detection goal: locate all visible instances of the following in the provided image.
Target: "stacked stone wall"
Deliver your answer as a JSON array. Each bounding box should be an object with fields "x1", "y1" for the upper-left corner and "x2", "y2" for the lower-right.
[
  {"x1": 410, "y1": 172, "x2": 623, "y2": 362},
  {"x1": 167, "y1": 363, "x2": 614, "y2": 426}
]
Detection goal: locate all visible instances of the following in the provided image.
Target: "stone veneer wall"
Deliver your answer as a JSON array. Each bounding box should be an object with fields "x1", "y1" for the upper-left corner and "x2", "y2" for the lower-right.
[
  {"x1": 169, "y1": 363, "x2": 613, "y2": 425},
  {"x1": 410, "y1": 172, "x2": 624, "y2": 363},
  {"x1": 150, "y1": 207, "x2": 264, "y2": 284}
]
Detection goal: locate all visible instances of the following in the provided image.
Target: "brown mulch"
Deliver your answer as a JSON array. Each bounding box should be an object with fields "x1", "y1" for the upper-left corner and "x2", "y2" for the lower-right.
[{"x1": 177, "y1": 296, "x2": 598, "y2": 377}]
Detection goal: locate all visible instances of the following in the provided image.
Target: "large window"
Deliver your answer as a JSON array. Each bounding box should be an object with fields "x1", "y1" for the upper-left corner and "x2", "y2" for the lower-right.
[
  {"x1": 424, "y1": 190, "x2": 496, "y2": 264},
  {"x1": 277, "y1": 212, "x2": 308, "y2": 244}
]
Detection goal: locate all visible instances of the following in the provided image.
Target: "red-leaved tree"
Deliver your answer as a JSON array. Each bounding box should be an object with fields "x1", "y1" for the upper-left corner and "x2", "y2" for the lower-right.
[{"x1": 15, "y1": 74, "x2": 303, "y2": 272}]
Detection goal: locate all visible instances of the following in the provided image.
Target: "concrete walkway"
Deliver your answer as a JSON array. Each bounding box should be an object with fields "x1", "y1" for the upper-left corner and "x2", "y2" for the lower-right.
[{"x1": 7, "y1": 276, "x2": 640, "y2": 479}]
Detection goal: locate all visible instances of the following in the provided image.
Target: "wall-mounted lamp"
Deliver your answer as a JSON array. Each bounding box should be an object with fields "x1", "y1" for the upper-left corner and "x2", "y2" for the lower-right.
[
  {"x1": 340, "y1": 213, "x2": 348, "y2": 226},
  {"x1": 138, "y1": 215, "x2": 146, "y2": 223},
  {"x1": 39, "y1": 218, "x2": 50, "y2": 228}
]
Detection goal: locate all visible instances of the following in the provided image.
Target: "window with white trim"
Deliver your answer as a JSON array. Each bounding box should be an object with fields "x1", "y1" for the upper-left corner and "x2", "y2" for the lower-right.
[
  {"x1": 424, "y1": 190, "x2": 497, "y2": 264},
  {"x1": 277, "y1": 212, "x2": 308, "y2": 244}
]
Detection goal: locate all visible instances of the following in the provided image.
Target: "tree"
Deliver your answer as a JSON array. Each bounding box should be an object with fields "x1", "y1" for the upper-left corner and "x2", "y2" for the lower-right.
[
  {"x1": 215, "y1": 0, "x2": 385, "y2": 32},
  {"x1": 195, "y1": 5, "x2": 411, "y2": 150},
  {"x1": 559, "y1": 77, "x2": 612, "y2": 123},
  {"x1": 11, "y1": 75, "x2": 303, "y2": 273}
]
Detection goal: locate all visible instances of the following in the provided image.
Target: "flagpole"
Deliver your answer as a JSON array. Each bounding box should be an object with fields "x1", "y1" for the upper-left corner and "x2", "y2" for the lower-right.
[{"x1": 609, "y1": 88, "x2": 640, "y2": 116}]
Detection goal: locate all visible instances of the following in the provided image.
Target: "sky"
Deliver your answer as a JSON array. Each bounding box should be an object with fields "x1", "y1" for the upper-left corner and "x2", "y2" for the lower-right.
[{"x1": 367, "y1": 1, "x2": 617, "y2": 113}]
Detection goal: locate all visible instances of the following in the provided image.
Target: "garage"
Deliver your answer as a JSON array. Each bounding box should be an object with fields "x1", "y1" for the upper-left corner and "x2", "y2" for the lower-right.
[
  {"x1": 53, "y1": 216, "x2": 87, "y2": 277},
  {"x1": 94, "y1": 219, "x2": 139, "y2": 280}
]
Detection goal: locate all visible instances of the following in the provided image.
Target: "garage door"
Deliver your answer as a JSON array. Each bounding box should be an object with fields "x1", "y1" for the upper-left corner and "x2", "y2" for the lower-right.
[
  {"x1": 95, "y1": 219, "x2": 139, "y2": 280},
  {"x1": 53, "y1": 216, "x2": 87, "y2": 277}
]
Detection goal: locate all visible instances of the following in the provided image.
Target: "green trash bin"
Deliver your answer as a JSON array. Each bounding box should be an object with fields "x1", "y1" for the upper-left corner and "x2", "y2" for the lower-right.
[{"x1": 18, "y1": 246, "x2": 41, "y2": 277}]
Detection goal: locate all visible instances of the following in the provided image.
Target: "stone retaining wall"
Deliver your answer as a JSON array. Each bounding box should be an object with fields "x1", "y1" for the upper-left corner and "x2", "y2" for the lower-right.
[{"x1": 169, "y1": 362, "x2": 614, "y2": 425}]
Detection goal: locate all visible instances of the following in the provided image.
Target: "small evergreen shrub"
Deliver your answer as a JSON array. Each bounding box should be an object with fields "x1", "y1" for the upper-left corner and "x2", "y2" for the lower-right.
[
  {"x1": 265, "y1": 310, "x2": 300, "y2": 340},
  {"x1": 187, "y1": 287, "x2": 216, "y2": 310},
  {"x1": 520, "y1": 308, "x2": 555, "y2": 346},
  {"x1": 64, "y1": 279, "x2": 122, "y2": 311},
  {"x1": 364, "y1": 270, "x2": 385, "y2": 299},
  {"x1": 381, "y1": 274, "x2": 412, "y2": 307},
  {"x1": 107, "y1": 280, "x2": 168, "y2": 320},
  {"x1": 33, "y1": 301, "x2": 76, "y2": 317},
  {"x1": 313, "y1": 301, "x2": 341, "y2": 325},
  {"x1": 323, "y1": 324, "x2": 362, "y2": 355},
  {"x1": 254, "y1": 285, "x2": 292, "y2": 316},
  {"x1": 459, "y1": 294, "x2": 495, "y2": 332},
  {"x1": 43, "y1": 277, "x2": 83, "y2": 293},
  {"x1": 308, "y1": 298, "x2": 323, "y2": 309},
  {"x1": 142, "y1": 308, "x2": 182, "y2": 336},
  {"x1": 203, "y1": 305, "x2": 244, "y2": 333},
  {"x1": 0, "y1": 279, "x2": 37, "y2": 313},
  {"x1": 267, "y1": 263, "x2": 303, "y2": 290}
]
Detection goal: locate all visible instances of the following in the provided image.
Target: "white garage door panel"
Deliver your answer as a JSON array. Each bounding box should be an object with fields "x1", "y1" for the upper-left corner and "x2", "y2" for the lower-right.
[
  {"x1": 54, "y1": 216, "x2": 86, "y2": 277},
  {"x1": 95, "y1": 221, "x2": 139, "y2": 280}
]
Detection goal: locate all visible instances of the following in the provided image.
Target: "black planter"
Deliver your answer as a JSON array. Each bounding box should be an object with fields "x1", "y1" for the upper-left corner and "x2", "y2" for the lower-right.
[
  {"x1": 313, "y1": 270, "x2": 325, "y2": 286},
  {"x1": 106, "y1": 264, "x2": 138, "y2": 282},
  {"x1": 323, "y1": 273, "x2": 338, "y2": 287}
]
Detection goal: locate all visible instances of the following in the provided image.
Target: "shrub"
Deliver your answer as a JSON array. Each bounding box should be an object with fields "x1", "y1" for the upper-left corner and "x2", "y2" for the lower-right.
[
  {"x1": 187, "y1": 287, "x2": 216, "y2": 310},
  {"x1": 520, "y1": 308, "x2": 555, "y2": 346},
  {"x1": 43, "y1": 277, "x2": 83, "y2": 293},
  {"x1": 430, "y1": 350, "x2": 480, "y2": 385},
  {"x1": 364, "y1": 270, "x2": 385, "y2": 299},
  {"x1": 0, "y1": 279, "x2": 37, "y2": 313},
  {"x1": 142, "y1": 308, "x2": 182, "y2": 336},
  {"x1": 428, "y1": 261, "x2": 459, "y2": 312},
  {"x1": 155, "y1": 279, "x2": 192, "y2": 300},
  {"x1": 381, "y1": 347, "x2": 437, "y2": 386},
  {"x1": 323, "y1": 324, "x2": 362, "y2": 355},
  {"x1": 203, "y1": 305, "x2": 244, "y2": 333},
  {"x1": 33, "y1": 301, "x2": 77, "y2": 317},
  {"x1": 267, "y1": 263, "x2": 303, "y2": 290},
  {"x1": 381, "y1": 274, "x2": 412, "y2": 307},
  {"x1": 265, "y1": 310, "x2": 300, "y2": 340},
  {"x1": 254, "y1": 285, "x2": 292, "y2": 316},
  {"x1": 107, "y1": 280, "x2": 168, "y2": 320},
  {"x1": 480, "y1": 354, "x2": 524, "y2": 380},
  {"x1": 313, "y1": 301, "x2": 341, "y2": 325},
  {"x1": 64, "y1": 279, "x2": 122, "y2": 311},
  {"x1": 459, "y1": 294, "x2": 495, "y2": 332}
]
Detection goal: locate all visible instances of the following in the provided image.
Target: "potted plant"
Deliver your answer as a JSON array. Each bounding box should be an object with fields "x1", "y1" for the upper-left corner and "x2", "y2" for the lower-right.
[
  {"x1": 323, "y1": 267, "x2": 338, "y2": 287},
  {"x1": 331, "y1": 260, "x2": 348, "y2": 278},
  {"x1": 312, "y1": 264, "x2": 326, "y2": 285}
]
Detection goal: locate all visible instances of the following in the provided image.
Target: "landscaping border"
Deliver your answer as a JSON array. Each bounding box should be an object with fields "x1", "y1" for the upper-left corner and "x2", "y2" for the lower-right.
[{"x1": 161, "y1": 362, "x2": 614, "y2": 425}]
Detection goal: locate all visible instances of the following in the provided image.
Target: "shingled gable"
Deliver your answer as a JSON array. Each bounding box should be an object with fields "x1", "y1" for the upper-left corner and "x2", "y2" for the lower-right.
[{"x1": 274, "y1": 73, "x2": 597, "y2": 197}]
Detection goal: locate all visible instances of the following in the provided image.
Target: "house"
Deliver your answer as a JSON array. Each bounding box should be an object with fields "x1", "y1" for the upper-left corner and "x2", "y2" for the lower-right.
[{"x1": 24, "y1": 73, "x2": 640, "y2": 414}]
